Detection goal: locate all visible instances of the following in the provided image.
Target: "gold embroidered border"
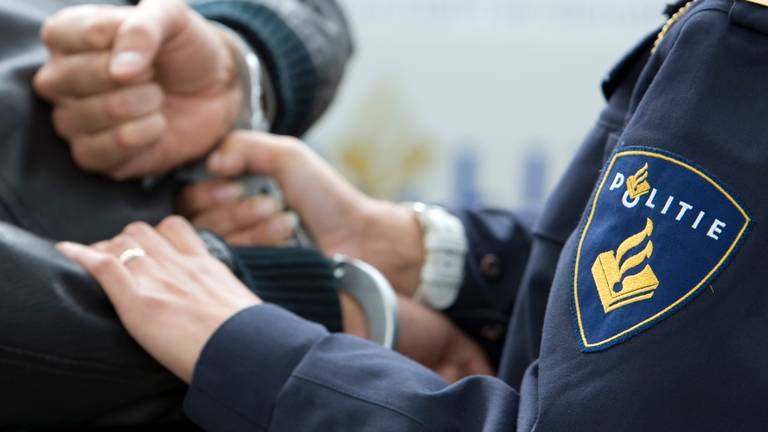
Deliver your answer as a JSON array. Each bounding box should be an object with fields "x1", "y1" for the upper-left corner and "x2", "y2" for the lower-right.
[
  {"x1": 746, "y1": 0, "x2": 768, "y2": 7},
  {"x1": 573, "y1": 150, "x2": 751, "y2": 349}
]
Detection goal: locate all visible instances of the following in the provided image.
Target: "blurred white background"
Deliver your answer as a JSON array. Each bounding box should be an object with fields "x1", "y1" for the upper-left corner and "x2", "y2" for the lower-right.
[{"x1": 307, "y1": 0, "x2": 665, "y2": 210}]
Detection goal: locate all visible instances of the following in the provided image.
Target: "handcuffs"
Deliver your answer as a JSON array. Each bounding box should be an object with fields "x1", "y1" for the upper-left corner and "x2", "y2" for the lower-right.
[{"x1": 184, "y1": 25, "x2": 399, "y2": 349}]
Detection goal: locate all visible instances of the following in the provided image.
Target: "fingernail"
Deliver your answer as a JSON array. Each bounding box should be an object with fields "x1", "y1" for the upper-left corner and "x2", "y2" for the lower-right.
[
  {"x1": 213, "y1": 183, "x2": 244, "y2": 202},
  {"x1": 251, "y1": 197, "x2": 279, "y2": 219},
  {"x1": 272, "y1": 211, "x2": 299, "y2": 233},
  {"x1": 110, "y1": 51, "x2": 144, "y2": 77}
]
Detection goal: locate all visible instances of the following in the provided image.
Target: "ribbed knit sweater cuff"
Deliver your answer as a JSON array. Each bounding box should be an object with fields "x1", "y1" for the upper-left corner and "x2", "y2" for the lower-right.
[
  {"x1": 194, "y1": 1, "x2": 318, "y2": 135},
  {"x1": 231, "y1": 246, "x2": 343, "y2": 333}
]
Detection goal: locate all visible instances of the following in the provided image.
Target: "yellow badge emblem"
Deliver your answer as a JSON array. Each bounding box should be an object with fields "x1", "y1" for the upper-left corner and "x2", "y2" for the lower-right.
[
  {"x1": 591, "y1": 218, "x2": 659, "y2": 313},
  {"x1": 573, "y1": 148, "x2": 751, "y2": 352}
]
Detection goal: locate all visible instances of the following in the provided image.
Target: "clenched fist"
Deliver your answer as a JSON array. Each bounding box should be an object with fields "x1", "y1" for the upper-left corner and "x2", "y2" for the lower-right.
[{"x1": 34, "y1": 0, "x2": 243, "y2": 180}]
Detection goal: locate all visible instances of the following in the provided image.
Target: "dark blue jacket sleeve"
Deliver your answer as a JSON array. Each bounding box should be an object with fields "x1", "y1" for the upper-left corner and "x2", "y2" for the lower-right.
[
  {"x1": 445, "y1": 208, "x2": 534, "y2": 366},
  {"x1": 184, "y1": 305, "x2": 519, "y2": 431}
]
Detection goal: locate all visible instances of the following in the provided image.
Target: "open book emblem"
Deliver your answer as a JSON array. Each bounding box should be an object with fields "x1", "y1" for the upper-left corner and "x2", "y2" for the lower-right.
[{"x1": 592, "y1": 218, "x2": 659, "y2": 313}]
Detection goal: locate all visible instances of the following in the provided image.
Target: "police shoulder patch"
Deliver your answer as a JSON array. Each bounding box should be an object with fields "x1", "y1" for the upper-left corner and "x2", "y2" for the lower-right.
[{"x1": 573, "y1": 147, "x2": 751, "y2": 352}]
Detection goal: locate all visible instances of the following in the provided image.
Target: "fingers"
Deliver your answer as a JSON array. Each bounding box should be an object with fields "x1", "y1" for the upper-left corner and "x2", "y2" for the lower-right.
[
  {"x1": 34, "y1": 51, "x2": 113, "y2": 101},
  {"x1": 41, "y1": 5, "x2": 131, "y2": 53},
  {"x1": 57, "y1": 241, "x2": 135, "y2": 304},
  {"x1": 191, "y1": 195, "x2": 281, "y2": 236},
  {"x1": 119, "y1": 222, "x2": 180, "y2": 262},
  {"x1": 110, "y1": 0, "x2": 189, "y2": 81},
  {"x1": 34, "y1": 50, "x2": 154, "y2": 102},
  {"x1": 93, "y1": 231, "x2": 158, "y2": 275},
  {"x1": 176, "y1": 180, "x2": 245, "y2": 216},
  {"x1": 208, "y1": 131, "x2": 304, "y2": 179},
  {"x1": 178, "y1": 180, "x2": 294, "y2": 246},
  {"x1": 156, "y1": 216, "x2": 209, "y2": 256},
  {"x1": 68, "y1": 113, "x2": 165, "y2": 174},
  {"x1": 98, "y1": 219, "x2": 207, "y2": 260},
  {"x1": 224, "y1": 212, "x2": 298, "y2": 246},
  {"x1": 91, "y1": 218, "x2": 206, "y2": 273},
  {"x1": 53, "y1": 83, "x2": 163, "y2": 136}
]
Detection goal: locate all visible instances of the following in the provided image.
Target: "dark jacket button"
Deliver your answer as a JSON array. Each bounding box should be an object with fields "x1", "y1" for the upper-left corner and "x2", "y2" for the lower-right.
[
  {"x1": 481, "y1": 323, "x2": 506, "y2": 342},
  {"x1": 480, "y1": 253, "x2": 502, "y2": 279}
]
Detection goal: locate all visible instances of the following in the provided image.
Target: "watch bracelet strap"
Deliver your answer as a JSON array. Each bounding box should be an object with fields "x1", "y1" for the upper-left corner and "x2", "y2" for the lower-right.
[{"x1": 410, "y1": 203, "x2": 468, "y2": 310}]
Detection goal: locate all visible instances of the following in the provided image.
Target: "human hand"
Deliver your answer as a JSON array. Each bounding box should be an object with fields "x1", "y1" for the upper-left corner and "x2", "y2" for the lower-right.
[
  {"x1": 181, "y1": 131, "x2": 426, "y2": 294},
  {"x1": 395, "y1": 296, "x2": 493, "y2": 382},
  {"x1": 176, "y1": 181, "x2": 299, "y2": 247},
  {"x1": 34, "y1": 0, "x2": 243, "y2": 180},
  {"x1": 57, "y1": 217, "x2": 261, "y2": 383}
]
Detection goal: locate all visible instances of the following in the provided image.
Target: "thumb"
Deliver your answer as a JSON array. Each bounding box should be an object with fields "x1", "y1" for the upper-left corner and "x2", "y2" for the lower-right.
[
  {"x1": 109, "y1": 0, "x2": 187, "y2": 81},
  {"x1": 208, "y1": 131, "x2": 298, "y2": 179}
]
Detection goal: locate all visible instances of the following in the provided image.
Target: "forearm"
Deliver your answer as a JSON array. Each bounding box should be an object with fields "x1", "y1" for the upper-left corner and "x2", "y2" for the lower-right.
[
  {"x1": 356, "y1": 203, "x2": 534, "y2": 367},
  {"x1": 185, "y1": 305, "x2": 518, "y2": 431},
  {"x1": 358, "y1": 199, "x2": 425, "y2": 295}
]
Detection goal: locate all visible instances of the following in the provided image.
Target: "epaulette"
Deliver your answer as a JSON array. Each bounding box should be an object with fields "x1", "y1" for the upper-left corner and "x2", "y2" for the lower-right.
[
  {"x1": 664, "y1": 1, "x2": 693, "y2": 16},
  {"x1": 654, "y1": 1, "x2": 696, "y2": 53}
]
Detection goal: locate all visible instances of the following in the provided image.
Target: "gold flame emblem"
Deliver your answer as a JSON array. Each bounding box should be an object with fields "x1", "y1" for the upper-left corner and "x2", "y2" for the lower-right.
[
  {"x1": 591, "y1": 218, "x2": 660, "y2": 313},
  {"x1": 626, "y1": 163, "x2": 651, "y2": 199}
]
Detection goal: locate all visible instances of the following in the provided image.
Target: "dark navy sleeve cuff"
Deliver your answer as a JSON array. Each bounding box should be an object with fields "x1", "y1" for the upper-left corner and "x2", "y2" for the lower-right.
[
  {"x1": 445, "y1": 207, "x2": 534, "y2": 367},
  {"x1": 184, "y1": 304, "x2": 328, "y2": 431}
]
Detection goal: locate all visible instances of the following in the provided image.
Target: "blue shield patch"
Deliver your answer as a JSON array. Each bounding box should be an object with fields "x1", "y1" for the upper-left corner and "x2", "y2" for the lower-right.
[{"x1": 573, "y1": 147, "x2": 751, "y2": 352}]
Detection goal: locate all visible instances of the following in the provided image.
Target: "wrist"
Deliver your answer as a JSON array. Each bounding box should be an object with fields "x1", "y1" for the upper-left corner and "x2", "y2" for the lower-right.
[
  {"x1": 358, "y1": 199, "x2": 425, "y2": 295},
  {"x1": 211, "y1": 23, "x2": 246, "y2": 132}
]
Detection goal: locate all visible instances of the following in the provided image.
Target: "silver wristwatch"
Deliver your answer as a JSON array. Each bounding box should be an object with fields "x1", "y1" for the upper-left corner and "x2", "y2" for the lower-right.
[{"x1": 409, "y1": 203, "x2": 468, "y2": 310}]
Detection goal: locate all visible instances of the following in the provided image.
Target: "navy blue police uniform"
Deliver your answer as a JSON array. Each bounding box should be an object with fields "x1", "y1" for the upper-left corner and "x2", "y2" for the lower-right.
[{"x1": 182, "y1": 1, "x2": 768, "y2": 430}]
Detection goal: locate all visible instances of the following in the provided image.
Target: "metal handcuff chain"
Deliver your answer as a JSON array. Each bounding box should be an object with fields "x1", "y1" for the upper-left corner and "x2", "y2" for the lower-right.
[{"x1": 218, "y1": 26, "x2": 399, "y2": 349}]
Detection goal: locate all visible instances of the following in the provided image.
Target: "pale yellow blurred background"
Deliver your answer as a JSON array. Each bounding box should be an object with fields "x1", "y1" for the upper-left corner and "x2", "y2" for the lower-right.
[{"x1": 307, "y1": 1, "x2": 664, "y2": 210}]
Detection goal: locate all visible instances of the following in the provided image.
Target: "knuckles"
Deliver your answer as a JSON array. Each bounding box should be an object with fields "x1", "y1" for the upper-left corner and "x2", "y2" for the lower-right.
[
  {"x1": 107, "y1": 84, "x2": 163, "y2": 121},
  {"x1": 70, "y1": 140, "x2": 101, "y2": 172},
  {"x1": 115, "y1": 122, "x2": 139, "y2": 149},
  {"x1": 82, "y1": 15, "x2": 115, "y2": 51},
  {"x1": 159, "y1": 215, "x2": 193, "y2": 234},
  {"x1": 115, "y1": 112, "x2": 165, "y2": 149},
  {"x1": 90, "y1": 254, "x2": 121, "y2": 277},
  {"x1": 43, "y1": 5, "x2": 117, "y2": 50},
  {"x1": 123, "y1": 221, "x2": 154, "y2": 239}
]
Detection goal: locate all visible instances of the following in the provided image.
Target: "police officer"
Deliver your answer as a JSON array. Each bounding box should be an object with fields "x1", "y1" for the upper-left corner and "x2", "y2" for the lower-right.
[{"x1": 58, "y1": 0, "x2": 768, "y2": 430}]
